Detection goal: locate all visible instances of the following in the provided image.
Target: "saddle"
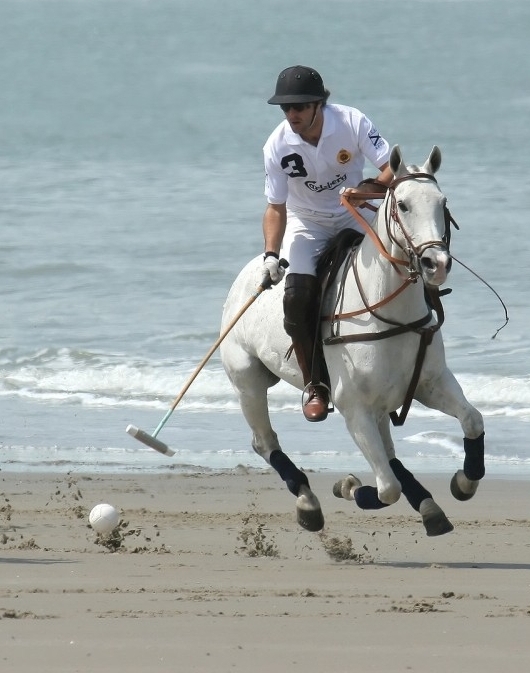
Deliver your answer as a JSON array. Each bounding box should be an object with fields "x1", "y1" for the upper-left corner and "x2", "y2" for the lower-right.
[
  {"x1": 316, "y1": 228, "x2": 364, "y2": 293},
  {"x1": 307, "y1": 229, "x2": 365, "y2": 386}
]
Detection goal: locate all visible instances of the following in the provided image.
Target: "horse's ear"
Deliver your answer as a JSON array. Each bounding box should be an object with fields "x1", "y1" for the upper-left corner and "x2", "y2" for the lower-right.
[
  {"x1": 389, "y1": 145, "x2": 407, "y2": 177},
  {"x1": 424, "y1": 146, "x2": 442, "y2": 175}
]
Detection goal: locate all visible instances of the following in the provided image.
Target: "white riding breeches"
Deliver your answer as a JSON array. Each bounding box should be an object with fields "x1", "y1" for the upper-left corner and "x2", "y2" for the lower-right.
[{"x1": 280, "y1": 205, "x2": 375, "y2": 276}]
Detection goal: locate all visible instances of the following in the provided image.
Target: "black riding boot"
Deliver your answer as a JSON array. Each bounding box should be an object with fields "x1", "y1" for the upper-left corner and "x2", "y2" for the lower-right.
[{"x1": 283, "y1": 274, "x2": 329, "y2": 422}]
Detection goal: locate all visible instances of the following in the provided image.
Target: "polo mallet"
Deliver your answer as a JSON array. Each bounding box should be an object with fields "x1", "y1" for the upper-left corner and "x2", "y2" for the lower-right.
[{"x1": 126, "y1": 259, "x2": 288, "y2": 457}]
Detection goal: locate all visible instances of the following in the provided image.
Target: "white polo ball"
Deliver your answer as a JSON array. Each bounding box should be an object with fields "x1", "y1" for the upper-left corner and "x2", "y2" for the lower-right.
[{"x1": 89, "y1": 503, "x2": 120, "y2": 535}]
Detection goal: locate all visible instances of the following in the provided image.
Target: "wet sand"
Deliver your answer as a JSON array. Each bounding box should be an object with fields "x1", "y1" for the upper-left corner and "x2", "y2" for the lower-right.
[{"x1": 1, "y1": 469, "x2": 529, "y2": 672}]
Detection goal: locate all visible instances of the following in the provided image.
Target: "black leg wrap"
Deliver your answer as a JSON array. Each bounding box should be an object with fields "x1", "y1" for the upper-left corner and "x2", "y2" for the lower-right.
[
  {"x1": 463, "y1": 432, "x2": 485, "y2": 481},
  {"x1": 390, "y1": 458, "x2": 432, "y2": 512},
  {"x1": 354, "y1": 485, "x2": 390, "y2": 510},
  {"x1": 269, "y1": 449, "x2": 309, "y2": 497}
]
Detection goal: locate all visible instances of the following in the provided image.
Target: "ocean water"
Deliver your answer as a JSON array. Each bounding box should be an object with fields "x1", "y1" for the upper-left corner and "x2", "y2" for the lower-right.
[{"x1": 1, "y1": 0, "x2": 529, "y2": 476}]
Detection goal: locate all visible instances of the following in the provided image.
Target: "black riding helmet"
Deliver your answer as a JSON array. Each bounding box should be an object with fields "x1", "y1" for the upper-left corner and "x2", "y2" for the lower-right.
[{"x1": 267, "y1": 65, "x2": 327, "y2": 104}]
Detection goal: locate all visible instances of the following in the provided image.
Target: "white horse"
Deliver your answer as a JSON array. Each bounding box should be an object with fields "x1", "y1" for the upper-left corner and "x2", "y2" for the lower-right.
[{"x1": 220, "y1": 145, "x2": 485, "y2": 536}]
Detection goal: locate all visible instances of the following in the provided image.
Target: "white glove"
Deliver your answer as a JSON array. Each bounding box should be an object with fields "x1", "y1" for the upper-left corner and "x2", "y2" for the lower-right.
[{"x1": 263, "y1": 254, "x2": 285, "y2": 285}]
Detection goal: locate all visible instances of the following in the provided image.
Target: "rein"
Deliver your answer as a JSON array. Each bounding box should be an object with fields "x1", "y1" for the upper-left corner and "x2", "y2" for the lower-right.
[
  {"x1": 323, "y1": 172, "x2": 450, "y2": 426},
  {"x1": 340, "y1": 191, "x2": 410, "y2": 270},
  {"x1": 325, "y1": 171, "x2": 448, "y2": 325}
]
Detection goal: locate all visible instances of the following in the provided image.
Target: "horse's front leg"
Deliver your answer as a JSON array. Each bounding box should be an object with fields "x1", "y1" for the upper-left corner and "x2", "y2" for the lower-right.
[
  {"x1": 336, "y1": 418, "x2": 403, "y2": 507},
  {"x1": 450, "y1": 432, "x2": 485, "y2": 500},
  {"x1": 417, "y1": 367, "x2": 485, "y2": 501},
  {"x1": 334, "y1": 418, "x2": 453, "y2": 536},
  {"x1": 380, "y1": 418, "x2": 453, "y2": 534},
  {"x1": 341, "y1": 409, "x2": 402, "y2": 505},
  {"x1": 232, "y1": 362, "x2": 324, "y2": 532}
]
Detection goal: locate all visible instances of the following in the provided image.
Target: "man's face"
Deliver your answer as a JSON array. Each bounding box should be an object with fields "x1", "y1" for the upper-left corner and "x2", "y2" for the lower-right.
[{"x1": 280, "y1": 102, "x2": 320, "y2": 135}]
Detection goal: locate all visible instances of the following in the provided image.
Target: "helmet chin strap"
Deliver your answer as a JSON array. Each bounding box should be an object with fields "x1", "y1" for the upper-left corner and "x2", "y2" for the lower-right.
[{"x1": 307, "y1": 102, "x2": 320, "y2": 130}]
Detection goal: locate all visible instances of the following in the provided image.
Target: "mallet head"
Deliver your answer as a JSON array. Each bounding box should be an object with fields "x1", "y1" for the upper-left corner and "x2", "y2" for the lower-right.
[{"x1": 126, "y1": 425, "x2": 175, "y2": 457}]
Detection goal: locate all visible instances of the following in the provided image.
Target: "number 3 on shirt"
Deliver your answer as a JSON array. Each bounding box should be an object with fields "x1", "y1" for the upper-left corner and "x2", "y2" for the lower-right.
[{"x1": 281, "y1": 153, "x2": 308, "y2": 178}]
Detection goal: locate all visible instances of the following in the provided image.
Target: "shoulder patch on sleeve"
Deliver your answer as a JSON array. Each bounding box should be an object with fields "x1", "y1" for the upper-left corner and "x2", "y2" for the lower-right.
[{"x1": 368, "y1": 125, "x2": 385, "y2": 150}]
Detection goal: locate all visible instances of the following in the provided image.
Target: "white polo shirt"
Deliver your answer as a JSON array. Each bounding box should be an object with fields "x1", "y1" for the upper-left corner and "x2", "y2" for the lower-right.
[{"x1": 264, "y1": 103, "x2": 390, "y2": 216}]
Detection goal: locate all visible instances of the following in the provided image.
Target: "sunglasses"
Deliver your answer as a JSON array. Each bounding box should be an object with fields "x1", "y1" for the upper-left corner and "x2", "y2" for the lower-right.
[{"x1": 280, "y1": 102, "x2": 313, "y2": 113}]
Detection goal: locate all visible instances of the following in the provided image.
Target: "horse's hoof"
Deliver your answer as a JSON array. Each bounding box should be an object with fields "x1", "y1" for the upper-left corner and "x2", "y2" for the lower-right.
[
  {"x1": 419, "y1": 498, "x2": 454, "y2": 537},
  {"x1": 332, "y1": 481, "x2": 345, "y2": 498},
  {"x1": 451, "y1": 470, "x2": 479, "y2": 502},
  {"x1": 297, "y1": 507, "x2": 325, "y2": 532},
  {"x1": 296, "y1": 485, "x2": 325, "y2": 532},
  {"x1": 332, "y1": 474, "x2": 362, "y2": 501},
  {"x1": 450, "y1": 470, "x2": 479, "y2": 501}
]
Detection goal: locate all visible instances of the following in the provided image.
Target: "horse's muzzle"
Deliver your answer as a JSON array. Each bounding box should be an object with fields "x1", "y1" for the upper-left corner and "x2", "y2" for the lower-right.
[{"x1": 420, "y1": 246, "x2": 452, "y2": 286}]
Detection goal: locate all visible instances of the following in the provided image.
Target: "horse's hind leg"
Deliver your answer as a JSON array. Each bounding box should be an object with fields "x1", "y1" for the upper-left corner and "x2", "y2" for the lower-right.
[
  {"x1": 226, "y1": 355, "x2": 324, "y2": 532},
  {"x1": 268, "y1": 450, "x2": 324, "y2": 532}
]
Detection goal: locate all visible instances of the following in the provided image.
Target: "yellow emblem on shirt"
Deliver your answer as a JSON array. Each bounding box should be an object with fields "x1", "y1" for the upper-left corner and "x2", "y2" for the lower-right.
[{"x1": 337, "y1": 149, "x2": 352, "y2": 164}]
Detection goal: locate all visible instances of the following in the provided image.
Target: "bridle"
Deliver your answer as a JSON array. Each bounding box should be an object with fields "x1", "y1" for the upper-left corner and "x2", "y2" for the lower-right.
[
  {"x1": 324, "y1": 172, "x2": 455, "y2": 326},
  {"x1": 322, "y1": 172, "x2": 457, "y2": 426},
  {"x1": 343, "y1": 172, "x2": 452, "y2": 281}
]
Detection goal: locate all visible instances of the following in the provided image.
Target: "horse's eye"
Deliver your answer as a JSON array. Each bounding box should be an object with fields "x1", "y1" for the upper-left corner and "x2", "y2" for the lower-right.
[{"x1": 397, "y1": 200, "x2": 408, "y2": 212}]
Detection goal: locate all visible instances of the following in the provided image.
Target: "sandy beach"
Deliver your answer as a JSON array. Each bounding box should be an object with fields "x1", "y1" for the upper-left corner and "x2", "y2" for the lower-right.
[{"x1": 1, "y1": 468, "x2": 529, "y2": 672}]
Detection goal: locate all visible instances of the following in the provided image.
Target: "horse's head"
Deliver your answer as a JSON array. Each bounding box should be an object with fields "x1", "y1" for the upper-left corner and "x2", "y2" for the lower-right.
[{"x1": 386, "y1": 145, "x2": 452, "y2": 288}]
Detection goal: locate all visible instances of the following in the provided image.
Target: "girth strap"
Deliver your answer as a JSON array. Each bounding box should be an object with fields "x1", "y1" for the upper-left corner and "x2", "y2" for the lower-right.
[
  {"x1": 389, "y1": 328, "x2": 434, "y2": 426},
  {"x1": 323, "y1": 311, "x2": 434, "y2": 346},
  {"x1": 324, "y1": 288, "x2": 445, "y2": 427},
  {"x1": 391, "y1": 288, "x2": 445, "y2": 426}
]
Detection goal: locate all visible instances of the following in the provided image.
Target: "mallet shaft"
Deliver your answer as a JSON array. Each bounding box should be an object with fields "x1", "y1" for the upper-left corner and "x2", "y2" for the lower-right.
[{"x1": 126, "y1": 262, "x2": 288, "y2": 456}]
